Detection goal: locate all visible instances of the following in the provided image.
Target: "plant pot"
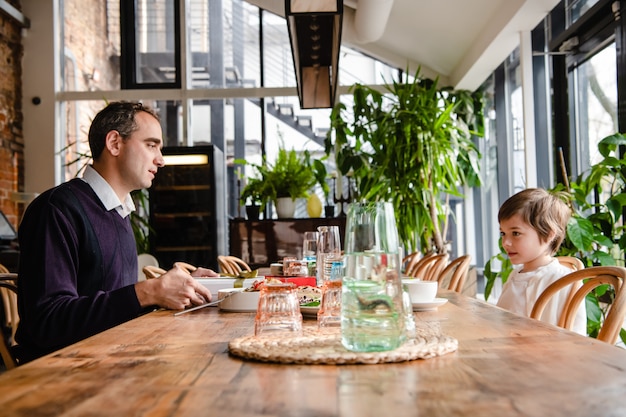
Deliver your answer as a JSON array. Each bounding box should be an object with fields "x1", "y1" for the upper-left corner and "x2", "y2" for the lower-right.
[
  {"x1": 324, "y1": 204, "x2": 335, "y2": 218},
  {"x1": 275, "y1": 197, "x2": 296, "y2": 218},
  {"x1": 246, "y1": 204, "x2": 261, "y2": 221}
]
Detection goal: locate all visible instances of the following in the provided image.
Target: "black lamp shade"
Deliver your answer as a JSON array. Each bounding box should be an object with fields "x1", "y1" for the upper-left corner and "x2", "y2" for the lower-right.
[{"x1": 285, "y1": 0, "x2": 343, "y2": 109}]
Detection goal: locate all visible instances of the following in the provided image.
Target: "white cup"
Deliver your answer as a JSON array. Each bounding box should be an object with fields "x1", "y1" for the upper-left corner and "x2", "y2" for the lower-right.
[{"x1": 402, "y1": 279, "x2": 438, "y2": 303}]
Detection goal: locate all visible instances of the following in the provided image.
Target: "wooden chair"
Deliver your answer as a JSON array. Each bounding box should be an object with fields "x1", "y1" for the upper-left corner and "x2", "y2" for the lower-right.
[
  {"x1": 142, "y1": 262, "x2": 204, "y2": 280},
  {"x1": 555, "y1": 256, "x2": 585, "y2": 309},
  {"x1": 402, "y1": 251, "x2": 422, "y2": 276},
  {"x1": 438, "y1": 255, "x2": 471, "y2": 293},
  {"x1": 556, "y1": 256, "x2": 585, "y2": 271},
  {"x1": 137, "y1": 253, "x2": 159, "y2": 282},
  {"x1": 405, "y1": 253, "x2": 449, "y2": 281},
  {"x1": 142, "y1": 265, "x2": 167, "y2": 280},
  {"x1": 530, "y1": 266, "x2": 626, "y2": 345},
  {"x1": 0, "y1": 273, "x2": 18, "y2": 370},
  {"x1": 217, "y1": 256, "x2": 251, "y2": 276}
]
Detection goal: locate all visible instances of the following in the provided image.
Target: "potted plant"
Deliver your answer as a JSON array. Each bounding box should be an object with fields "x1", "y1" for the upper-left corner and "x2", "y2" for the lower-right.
[
  {"x1": 484, "y1": 133, "x2": 626, "y2": 343},
  {"x1": 240, "y1": 177, "x2": 265, "y2": 220},
  {"x1": 237, "y1": 146, "x2": 318, "y2": 218},
  {"x1": 326, "y1": 68, "x2": 484, "y2": 253}
]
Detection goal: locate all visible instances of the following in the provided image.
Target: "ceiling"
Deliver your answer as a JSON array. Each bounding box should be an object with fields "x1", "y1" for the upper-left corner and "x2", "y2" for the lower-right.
[{"x1": 246, "y1": 0, "x2": 561, "y2": 91}]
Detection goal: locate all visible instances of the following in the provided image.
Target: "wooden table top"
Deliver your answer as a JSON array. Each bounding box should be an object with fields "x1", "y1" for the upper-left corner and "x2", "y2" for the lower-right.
[{"x1": 1, "y1": 290, "x2": 625, "y2": 416}]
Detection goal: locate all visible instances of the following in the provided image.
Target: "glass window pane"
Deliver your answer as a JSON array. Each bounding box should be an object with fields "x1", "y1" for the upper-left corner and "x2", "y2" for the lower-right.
[
  {"x1": 134, "y1": 0, "x2": 178, "y2": 85},
  {"x1": 566, "y1": 0, "x2": 601, "y2": 26},
  {"x1": 573, "y1": 42, "x2": 617, "y2": 169},
  {"x1": 505, "y1": 52, "x2": 526, "y2": 193},
  {"x1": 61, "y1": 0, "x2": 121, "y2": 91}
]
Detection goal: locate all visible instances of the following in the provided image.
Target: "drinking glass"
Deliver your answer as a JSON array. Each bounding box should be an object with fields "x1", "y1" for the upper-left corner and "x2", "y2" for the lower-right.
[
  {"x1": 316, "y1": 225, "x2": 341, "y2": 286},
  {"x1": 254, "y1": 283, "x2": 303, "y2": 336},
  {"x1": 341, "y1": 201, "x2": 405, "y2": 352},
  {"x1": 302, "y1": 231, "x2": 318, "y2": 261},
  {"x1": 317, "y1": 258, "x2": 344, "y2": 328}
]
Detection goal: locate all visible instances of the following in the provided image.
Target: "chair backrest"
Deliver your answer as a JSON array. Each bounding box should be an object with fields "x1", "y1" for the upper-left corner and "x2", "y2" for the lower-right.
[
  {"x1": 530, "y1": 266, "x2": 626, "y2": 344},
  {"x1": 556, "y1": 256, "x2": 585, "y2": 271},
  {"x1": 137, "y1": 253, "x2": 159, "y2": 282},
  {"x1": 0, "y1": 273, "x2": 18, "y2": 369},
  {"x1": 406, "y1": 253, "x2": 449, "y2": 282},
  {"x1": 438, "y1": 255, "x2": 471, "y2": 292},
  {"x1": 217, "y1": 256, "x2": 251, "y2": 276},
  {"x1": 142, "y1": 262, "x2": 202, "y2": 280},
  {"x1": 402, "y1": 251, "x2": 422, "y2": 276},
  {"x1": 142, "y1": 265, "x2": 167, "y2": 280}
]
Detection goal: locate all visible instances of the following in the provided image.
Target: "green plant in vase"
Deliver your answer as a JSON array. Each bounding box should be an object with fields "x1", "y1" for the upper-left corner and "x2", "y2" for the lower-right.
[
  {"x1": 236, "y1": 146, "x2": 318, "y2": 218},
  {"x1": 240, "y1": 177, "x2": 266, "y2": 220}
]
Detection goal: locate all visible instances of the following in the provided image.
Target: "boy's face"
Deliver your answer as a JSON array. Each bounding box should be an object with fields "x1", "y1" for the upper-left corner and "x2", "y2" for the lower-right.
[{"x1": 499, "y1": 214, "x2": 555, "y2": 272}]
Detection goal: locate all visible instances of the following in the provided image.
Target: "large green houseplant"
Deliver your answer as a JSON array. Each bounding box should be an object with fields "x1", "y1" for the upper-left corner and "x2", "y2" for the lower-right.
[
  {"x1": 484, "y1": 133, "x2": 626, "y2": 342},
  {"x1": 326, "y1": 69, "x2": 484, "y2": 253}
]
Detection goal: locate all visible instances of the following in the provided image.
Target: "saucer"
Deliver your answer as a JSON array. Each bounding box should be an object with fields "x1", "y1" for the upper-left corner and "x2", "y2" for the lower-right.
[{"x1": 412, "y1": 298, "x2": 448, "y2": 311}]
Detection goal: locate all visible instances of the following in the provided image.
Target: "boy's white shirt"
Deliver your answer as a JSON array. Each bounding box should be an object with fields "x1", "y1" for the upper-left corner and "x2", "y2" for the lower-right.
[{"x1": 497, "y1": 258, "x2": 587, "y2": 336}]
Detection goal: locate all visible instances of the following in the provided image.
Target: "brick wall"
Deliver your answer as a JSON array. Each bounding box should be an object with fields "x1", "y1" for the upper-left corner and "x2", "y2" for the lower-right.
[{"x1": 0, "y1": 4, "x2": 24, "y2": 230}]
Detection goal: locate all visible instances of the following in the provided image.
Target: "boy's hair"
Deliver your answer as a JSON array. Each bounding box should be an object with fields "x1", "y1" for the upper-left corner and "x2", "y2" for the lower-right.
[
  {"x1": 498, "y1": 188, "x2": 571, "y2": 254},
  {"x1": 88, "y1": 101, "x2": 159, "y2": 161}
]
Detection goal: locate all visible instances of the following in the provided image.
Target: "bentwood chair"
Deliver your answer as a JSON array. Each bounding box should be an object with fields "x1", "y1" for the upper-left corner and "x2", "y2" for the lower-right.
[
  {"x1": 142, "y1": 262, "x2": 210, "y2": 280},
  {"x1": 530, "y1": 266, "x2": 626, "y2": 345},
  {"x1": 556, "y1": 256, "x2": 585, "y2": 271},
  {"x1": 0, "y1": 264, "x2": 18, "y2": 345},
  {"x1": 402, "y1": 251, "x2": 423, "y2": 276},
  {"x1": 137, "y1": 253, "x2": 159, "y2": 282},
  {"x1": 142, "y1": 265, "x2": 167, "y2": 280},
  {"x1": 554, "y1": 256, "x2": 586, "y2": 308},
  {"x1": 217, "y1": 256, "x2": 252, "y2": 276},
  {"x1": 406, "y1": 253, "x2": 450, "y2": 282},
  {"x1": 438, "y1": 255, "x2": 471, "y2": 293},
  {"x1": 0, "y1": 272, "x2": 18, "y2": 370}
]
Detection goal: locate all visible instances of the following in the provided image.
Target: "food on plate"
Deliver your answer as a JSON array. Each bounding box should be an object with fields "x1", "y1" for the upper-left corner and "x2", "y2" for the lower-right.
[
  {"x1": 298, "y1": 285, "x2": 322, "y2": 307},
  {"x1": 243, "y1": 279, "x2": 321, "y2": 307},
  {"x1": 243, "y1": 277, "x2": 283, "y2": 292}
]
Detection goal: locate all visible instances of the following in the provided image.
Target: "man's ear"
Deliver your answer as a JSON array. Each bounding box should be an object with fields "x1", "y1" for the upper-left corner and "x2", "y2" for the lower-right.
[{"x1": 105, "y1": 130, "x2": 123, "y2": 156}]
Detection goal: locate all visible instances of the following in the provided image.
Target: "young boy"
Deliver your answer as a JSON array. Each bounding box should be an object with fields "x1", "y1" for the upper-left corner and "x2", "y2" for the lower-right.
[{"x1": 496, "y1": 188, "x2": 586, "y2": 336}]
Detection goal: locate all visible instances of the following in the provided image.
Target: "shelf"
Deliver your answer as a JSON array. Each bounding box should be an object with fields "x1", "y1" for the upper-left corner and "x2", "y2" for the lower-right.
[{"x1": 229, "y1": 217, "x2": 346, "y2": 269}]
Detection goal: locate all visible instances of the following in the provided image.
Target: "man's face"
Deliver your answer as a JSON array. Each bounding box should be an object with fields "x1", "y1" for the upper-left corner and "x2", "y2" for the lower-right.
[{"x1": 118, "y1": 112, "x2": 164, "y2": 192}]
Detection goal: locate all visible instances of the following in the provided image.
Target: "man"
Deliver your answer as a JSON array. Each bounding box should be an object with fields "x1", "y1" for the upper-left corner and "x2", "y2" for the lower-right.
[{"x1": 15, "y1": 101, "x2": 215, "y2": 364}]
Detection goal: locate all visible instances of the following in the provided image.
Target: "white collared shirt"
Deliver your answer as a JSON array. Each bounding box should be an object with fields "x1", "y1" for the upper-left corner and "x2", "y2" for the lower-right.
[{"x1": 82, "y1": 165, "x2": 136, "y2": 218}]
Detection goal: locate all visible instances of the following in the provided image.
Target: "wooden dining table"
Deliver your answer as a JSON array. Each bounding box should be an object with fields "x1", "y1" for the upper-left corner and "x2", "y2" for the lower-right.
[{"x1": 1, "y1": 290, "x2": 625, "y2": 416}]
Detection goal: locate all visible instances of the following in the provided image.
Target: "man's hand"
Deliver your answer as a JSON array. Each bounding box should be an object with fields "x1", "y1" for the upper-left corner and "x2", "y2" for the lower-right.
[{"x1": 135, "y1": 267, "x2": 213, "y2": 309}]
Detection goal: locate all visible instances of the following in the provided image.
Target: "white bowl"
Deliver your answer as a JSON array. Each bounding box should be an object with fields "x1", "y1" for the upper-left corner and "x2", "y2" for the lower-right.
[
  {"x1": 217, "y1": 288, "x2": 260, "y2": 312},
  {"x1": 402, "y1": 279, "x2": 438, "y2": 303}
]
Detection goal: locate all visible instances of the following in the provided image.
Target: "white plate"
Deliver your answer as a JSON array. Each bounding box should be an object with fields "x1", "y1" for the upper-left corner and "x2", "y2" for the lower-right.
[
  {"x1": 217, "y1": 288, "x2": 260, "y2": 312},
  {"x1": 196, "y1": 278, "x2": 259, "y2": 296},
  {"x1": 300, "y1": 305, "x2": 319, "y2": 318},
  {"x1": 412, "y1": 298, "x2": 448, "y2": 311}
]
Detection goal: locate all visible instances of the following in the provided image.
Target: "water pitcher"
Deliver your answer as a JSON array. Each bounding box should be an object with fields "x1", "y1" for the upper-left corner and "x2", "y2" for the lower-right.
[{"x1": 341, "y1": 201, "x2": 405, "y2": 352}]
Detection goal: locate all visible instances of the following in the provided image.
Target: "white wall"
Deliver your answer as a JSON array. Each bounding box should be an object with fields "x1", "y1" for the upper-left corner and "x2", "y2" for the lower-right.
[{"x1": 21, "y1": 0, "x2": 59, "y2": 193}]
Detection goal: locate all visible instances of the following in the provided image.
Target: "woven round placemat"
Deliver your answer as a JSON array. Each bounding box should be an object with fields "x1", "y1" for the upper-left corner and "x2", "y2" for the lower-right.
[{"x1": 228, "y1": 327, "x2": 458, "y2": 365}]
